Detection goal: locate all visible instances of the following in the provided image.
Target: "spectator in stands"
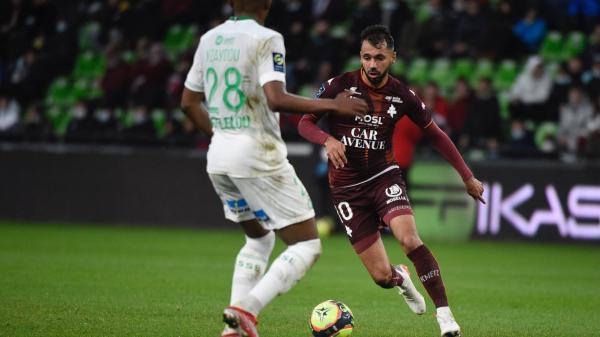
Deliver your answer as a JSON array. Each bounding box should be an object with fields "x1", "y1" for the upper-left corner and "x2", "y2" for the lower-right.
[
  {"x1": 66, "y1": 102, "x2": 94, "y2": 143},
  {"x1": 9, "y1": 48, "x2": 48, "y2": 106},
  {"x1": 129, "y1": 42, "x2": 172, "y2": 108},
  {"x1": 584, "y1": 100, "x2": 600, "y2": 158},
  {"x1": 512, "y1": 6, "x2": 547, "y2": 53},
  {"x1": 92, "y1": 107, "x2": 119, "y2": 143},
  {"x1": 548, "y1": 62, "x2": 573, "y2": 121},
  {"x1": 0, "y1": 95, "x2": 20, "y2": 137},
  {"x1": 459, "y1": 77, "x2": 502, "y2": 158},
  {"x1": 122, "y1": 103, "x2": 155, "y2": 144},
  {"x1": 21, "y1": 102, "x2": 48, "y2": 142},
  {"x1": 557, "y1": 86, "x2": 594, "y2": 162},
  {"x1": 509, "y1": 56, "x2": 553, "y2": 123},
  {"x1": 505, "y1": 119, "x2": 537, "y2": 156},
  {"x1": 385, "y1": 0, "x2": 415, "y2": 56},
  {"x1": 392, "y1": 116, "x2": 423, "y2": 192},
  {"x1": 165, "y1": 54, "x2": 191, "y2": 110},
  {"x1": 311, "y1": 0, "x2": 347, "y2": 24},
  {"x1": 583, "y1": 55, "x2": 600, "y2": 98},
  {"x1": 348, "y1": 0, "x2": 382, "y2": 49},
  {"x1": 566, "y1": 56, "x2": 585, "y2": 86},
  {"x1": 567, "y1": 0, "x2": 600, "y2": 33},
  {"x1": 422, "y1": 81, "x2": 450, "y2": 132},
  {"x1": 449, "y1": 0, "x2": 489, "y2": 58},
  {"x1": 101, "y1": 48, "x2": 132, "y2": 109},
  {"x1": 583, "y1": 23, "x2": 600, "y2": 66},
  {"x1": 446, "y1": 76, "x2": 472, "y2": 142},
  {"x1": 417, "y1": 0, "x2": 455, "y2": 58}
]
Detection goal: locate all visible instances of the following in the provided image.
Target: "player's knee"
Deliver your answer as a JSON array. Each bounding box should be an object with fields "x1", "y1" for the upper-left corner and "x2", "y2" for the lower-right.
[
  {"x1": 399, "y1": 235, "x2": 422, "y2": 252},
  {"x1": 295, "y1": 238, "x2": 322, "y2": 265},
  {"x1": 244, "y1": 231, "x2": 276, "y2": 255}
]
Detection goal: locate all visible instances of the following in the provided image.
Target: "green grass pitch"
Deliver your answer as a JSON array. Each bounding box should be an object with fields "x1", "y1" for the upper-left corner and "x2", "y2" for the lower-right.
[{"x1": 0, "y1": 222, "x2": 599, "y2": 337}]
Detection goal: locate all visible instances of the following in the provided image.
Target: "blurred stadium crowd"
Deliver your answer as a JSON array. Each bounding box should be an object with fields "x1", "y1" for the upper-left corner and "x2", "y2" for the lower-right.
[{"x1": 1, "y1": 0, "x2": 600, "y2": 162}]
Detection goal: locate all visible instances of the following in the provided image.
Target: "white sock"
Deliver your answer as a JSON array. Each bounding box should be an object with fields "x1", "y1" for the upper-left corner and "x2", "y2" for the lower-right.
[
  {"x1": 230, "y1": 231, "x2": 275, "y2": 306},
  {"x1": 241, "y1": 238, "x2": 321, "y2": 315}
]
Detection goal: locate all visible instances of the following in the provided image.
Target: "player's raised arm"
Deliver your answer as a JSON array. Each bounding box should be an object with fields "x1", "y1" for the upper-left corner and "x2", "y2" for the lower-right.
[
  {"x1": 423, "y1": 121, "x2": 486, "y2": 203},
  {"x1": 262, "y1": 81, "x2": 366, "y2": 117}
]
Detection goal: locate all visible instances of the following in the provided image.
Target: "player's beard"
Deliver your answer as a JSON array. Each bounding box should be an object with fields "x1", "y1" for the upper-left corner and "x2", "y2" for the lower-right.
[{"x1": 363, "y1": 67, "x2": 387, "y2": 86}]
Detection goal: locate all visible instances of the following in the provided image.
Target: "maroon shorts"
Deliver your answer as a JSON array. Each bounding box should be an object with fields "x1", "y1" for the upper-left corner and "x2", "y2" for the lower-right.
[{"x1": 331, "y1": 168, "x2": 412, "y2": 254}]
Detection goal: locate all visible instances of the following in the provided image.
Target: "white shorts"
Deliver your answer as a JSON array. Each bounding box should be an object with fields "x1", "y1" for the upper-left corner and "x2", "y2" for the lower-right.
[{"x1": 208, "y1": 164, "x2": 315, "y2": 231}]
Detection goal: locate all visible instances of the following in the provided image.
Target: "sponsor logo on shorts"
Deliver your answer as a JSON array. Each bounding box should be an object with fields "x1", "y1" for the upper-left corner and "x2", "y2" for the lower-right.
[
  {"x1": 385, "y1": 184, "x2": 408, "y2": 204},
  {"x1": 386, "y1": 184, "x2": 403, "y2": 197},
  {"x1": 227, "y1": 199, "x2": 250, "y2": 214},
  {"x1": 253, "y1": 209, "x2": 270, "y2": 222}
]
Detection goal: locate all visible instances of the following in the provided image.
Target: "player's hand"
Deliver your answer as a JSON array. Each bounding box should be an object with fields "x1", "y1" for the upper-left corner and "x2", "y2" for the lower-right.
[
  {"x1": 324, "y1": 136, "x2": 347, "y2": 169},
  {"x1": 332, "y1": 91, "x2": 368, "y2": 117},
  {"x1": 465, "y1": 177, "x2": 486, "y2": 204}
]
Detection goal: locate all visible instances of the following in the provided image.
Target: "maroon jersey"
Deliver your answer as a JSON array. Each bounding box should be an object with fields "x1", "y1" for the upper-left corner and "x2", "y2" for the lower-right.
[{"x1": 311, "y1": 70, "x2": 432, "y2": 187}]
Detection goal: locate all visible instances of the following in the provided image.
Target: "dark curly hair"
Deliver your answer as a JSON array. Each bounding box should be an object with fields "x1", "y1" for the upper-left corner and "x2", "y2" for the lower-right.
[{"x1": 360, "y1": 24, "x2": 394, "y2": 51}]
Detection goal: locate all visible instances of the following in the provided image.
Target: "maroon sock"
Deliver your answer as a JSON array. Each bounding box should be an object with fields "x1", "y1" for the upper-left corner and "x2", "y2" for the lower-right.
[
  {"x1": 407, "y1": 245, "x2": 449, "y2": 307},
  {"x1": 379, "y1": 265, "x2": 404, "y2": 289}
]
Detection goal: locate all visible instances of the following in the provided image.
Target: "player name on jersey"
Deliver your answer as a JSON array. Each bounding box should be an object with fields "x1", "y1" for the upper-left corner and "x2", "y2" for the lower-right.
[
  {"x1": 206, "y1": 48, "x2": 240, "y2": 62},
  {"x1": 210, "y1": 115, "x2": 251, "y2": 130}
]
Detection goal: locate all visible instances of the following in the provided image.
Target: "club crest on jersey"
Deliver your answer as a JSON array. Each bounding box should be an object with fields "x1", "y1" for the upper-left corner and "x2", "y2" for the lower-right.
[
  {"x1": 272, "y1": 52, "x2": 285, "y2": 72},
  {"x1": 346, "y1": 87, "x2": 362, "y2": 96},
  {"x1": 387, "y1": 104, "x2": 397, "y2": 117}
]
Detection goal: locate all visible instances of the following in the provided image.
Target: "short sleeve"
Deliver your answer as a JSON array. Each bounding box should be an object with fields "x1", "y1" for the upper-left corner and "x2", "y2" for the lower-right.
[
  {"x1": 258, "y1": 34, "x2": 287, "y2": 86},
  {"x1": 315, "y1": 77, "x2": 341, "y2": 99},
  {"x1": 184, "y1": 38, "x2": 205, "y2": 92}
]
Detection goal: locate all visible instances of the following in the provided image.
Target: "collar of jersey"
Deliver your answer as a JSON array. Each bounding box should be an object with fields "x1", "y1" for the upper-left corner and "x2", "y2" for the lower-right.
[{"x1": 229, "y1": 16, "x2": 256, "y2": 22}]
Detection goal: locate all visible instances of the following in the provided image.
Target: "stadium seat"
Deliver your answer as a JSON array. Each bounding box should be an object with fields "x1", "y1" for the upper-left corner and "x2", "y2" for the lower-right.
[
  {"x1": 78, "y1": 21, "x2": 101, "y2": 51},
  {"x1": 298, "y1": 84, "x2": 319, "y2": 98},
  {"x1": 452, "y1": 58, "x2": 475, "y2": 81},
  {"x1": 121, "y1": 50, "x2": 137, "y2": 64},
  {"x1": 493, "y1": 59, "x2": 518, "y2": 91},
  {"x1": 71, "y1": 78, "x2": 103, "y2": 101},
  {"x1": 534, "y1": 121, "x2": 558, "y2": 152},
  {"x1": 151, "y1": 108, "x2": 167, "y2": 138},
  {"x1": 406, "y1": 57, "x2": 429, "y2": 86},
  {"x1": 73, "y1": 51, "x2": 106, "y2": 79},
  {"x1": 471, "y1": 59, "x2": 495, "y2": 84},
  {"x1": 45, "y1": 105, "x2": 72, "y2": 137},
  {"x1": 330, "y1": 20, "x2": 351, "y2": 39},
  {"x1": 563, "y1": 31, "x2": 586, "y2": 59},
  {"x1": 343, "y1": 57, "x2": 361, "y2": 73},
  {"x1": 164, "y1": 24, "x2": 198, "y2": 60},
  {"x1": 429, "y1": 58, "x2": 453, "y2": 91},
  {"x1": 540, "y1": 31, "x2": 564, "y2": 62},
  {"x1": 497, "y1": 90, "x2": 511, "y2": 121},
  {"x1": 115, "y1": 108, "x2": 134, "y2": 129},
  {"x1": 45, "y1": 77, "x2": 75, "y2": 107},
  {"x1": 390, "y1": 58, "x2": 405, "y2": 77},
  {"x1": 164, "y1": 24, "x2": 185, "y2": 59}
]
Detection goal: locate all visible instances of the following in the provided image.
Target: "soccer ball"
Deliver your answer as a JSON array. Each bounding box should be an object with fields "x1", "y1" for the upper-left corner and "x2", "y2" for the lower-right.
[{"x1": 309, "y1": 300, "x2": 354, "y2": 337}]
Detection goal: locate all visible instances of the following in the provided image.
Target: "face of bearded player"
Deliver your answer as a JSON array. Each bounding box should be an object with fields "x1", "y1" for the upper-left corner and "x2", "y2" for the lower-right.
[{"x1": 359, "y1": 39, "x2": 396, "y2": 87}]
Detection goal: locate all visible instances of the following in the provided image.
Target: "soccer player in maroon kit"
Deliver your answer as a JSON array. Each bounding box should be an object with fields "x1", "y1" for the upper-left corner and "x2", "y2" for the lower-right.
[{"x1": 298, "y1": 25, "x2": 485, "y2": 337}]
